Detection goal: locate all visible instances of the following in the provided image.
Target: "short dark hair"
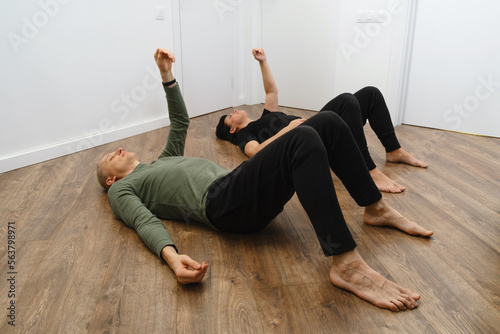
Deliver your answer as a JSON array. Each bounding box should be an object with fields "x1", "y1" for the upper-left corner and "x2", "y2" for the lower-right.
[{"x1": 215, "y1": 115, "x2": 238, "y2": 145}]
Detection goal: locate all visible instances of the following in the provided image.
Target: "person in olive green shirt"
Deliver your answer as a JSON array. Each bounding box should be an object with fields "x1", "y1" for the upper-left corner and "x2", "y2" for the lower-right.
[{"x1": 96, "y1": 48, "x2": 432, "y2": 312}]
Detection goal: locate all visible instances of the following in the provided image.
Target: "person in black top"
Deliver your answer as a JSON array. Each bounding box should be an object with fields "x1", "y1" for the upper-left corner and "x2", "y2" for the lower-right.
[
  {"x1": 209, "y1": 48, "x2": 434, "y2": 311},
  {"x1": 216, "y1": 48, "x2": 428, "y2": 193}
]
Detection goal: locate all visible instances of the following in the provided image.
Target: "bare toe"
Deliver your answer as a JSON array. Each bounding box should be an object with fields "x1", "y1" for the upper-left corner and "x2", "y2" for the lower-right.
[
  {"x1": 370, "y1": 168, "x2": 405, "y2": 193},
  {"x1": 330, "y1": 250, "x2": 421, "y2": 312},
  {"x1": 364, "y1": 199, "x2": 433, "y2": 237},
  {"x1": 387, "y1": 148, "x2": 428, "y2": 168}
]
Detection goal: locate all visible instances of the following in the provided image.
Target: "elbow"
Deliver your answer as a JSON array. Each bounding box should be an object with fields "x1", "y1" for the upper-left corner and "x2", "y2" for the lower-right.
[
  {"x1": 244, "y1": 141, "x2": 260, "y2": 158},
  {"x1": 245, "y1": 148, "x2": 257, "y2": 158},
  {"x1": 266, "y1": 88, "x2": 278, "y2": 96},
  {"x1": 170, "y1": 120, "x2": 190, "y2": 130},
  {"x1": 175, "y1": 117, "x2": 190, "y2": 128}
]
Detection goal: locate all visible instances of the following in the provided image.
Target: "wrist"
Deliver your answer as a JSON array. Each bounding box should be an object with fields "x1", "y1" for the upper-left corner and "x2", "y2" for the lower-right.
[
  {"x1": 162, "y1": 78, "x2": 176, "y2": 88},
  {"x1": 160, "y1": 70, "x2": 174, "y2": 83},
  {"x1": 161, "y1": 245, "x2": 178, "y2": 266}
]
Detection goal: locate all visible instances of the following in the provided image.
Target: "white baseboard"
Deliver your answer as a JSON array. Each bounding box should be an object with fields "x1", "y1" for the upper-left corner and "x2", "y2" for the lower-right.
[{"x1": 0, "y1": 116, "x2": 170, "y2": 174}]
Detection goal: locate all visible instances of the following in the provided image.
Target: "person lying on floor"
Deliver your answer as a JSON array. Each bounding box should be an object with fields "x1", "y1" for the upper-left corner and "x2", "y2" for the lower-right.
[
  {"x1": 216, "y1": 48, "x2": 428, "y2": 193},
  {"x1": 97, "y1": 47, "x2": 433, "y2": 312}
]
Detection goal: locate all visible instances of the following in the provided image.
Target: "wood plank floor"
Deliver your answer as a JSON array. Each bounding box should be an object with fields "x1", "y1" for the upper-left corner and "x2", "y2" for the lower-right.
[{"x1": 1, "y1": 104, "x2": 499, "y2": 333}]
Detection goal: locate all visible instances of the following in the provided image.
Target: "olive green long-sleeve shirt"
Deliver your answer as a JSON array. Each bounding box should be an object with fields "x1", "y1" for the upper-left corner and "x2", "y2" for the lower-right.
[{"x1": 107, "y1": 83, "x2": 230, "y2": 258}]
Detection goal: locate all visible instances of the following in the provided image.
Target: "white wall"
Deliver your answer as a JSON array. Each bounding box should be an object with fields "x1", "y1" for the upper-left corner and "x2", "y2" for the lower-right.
[
  {"x1": 177, "y1": 0, "x2": 233, "y2": 118},
  {"x1": 1, "y1": 0, "x2": 175, "y2": 173},
  {"x1": 261, "y1": 0, "x2": 341, "y2": 111},
  {"x1": 335, "y1": 0, "x2": 409, "y2": 121},
  {"x1": 260, "y1": 0, "x2": 410, "y2": 122},
  {"x1": 0, "y1": 0, "x2": 414, "y2": 173},
  {"x1": 403, "y1": 0, "x2": 500, "y2": 137},
  {"x1": 179, "y1": 0, "x2": 262, "y2": 113}
]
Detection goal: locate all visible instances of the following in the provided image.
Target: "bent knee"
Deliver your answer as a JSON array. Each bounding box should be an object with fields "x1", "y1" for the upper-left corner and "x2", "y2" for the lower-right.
[
  {"x1": 310, "y1": 111, "x2": 350, "y2": 132},
  {"x1": 289, "y1": 125, "x2": 324, "y2": 146},
  {"x1": 293, "y1": 124, "x2": 320, "y2": 138},
  {"x1": 337, "y1": 92, "x2": 358, "y2": 106},
  {"x1": 359, "y1": 86, "x2": 382, "y2": 97}
]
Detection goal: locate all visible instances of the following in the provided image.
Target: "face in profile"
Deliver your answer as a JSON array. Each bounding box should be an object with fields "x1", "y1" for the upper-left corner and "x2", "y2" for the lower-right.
[
  {"x1": 98, "y1": 148, "x2": 138, "y2": 186},
  {"x1": 225, "y1": 109, "x2": 248, "y2": 134}
]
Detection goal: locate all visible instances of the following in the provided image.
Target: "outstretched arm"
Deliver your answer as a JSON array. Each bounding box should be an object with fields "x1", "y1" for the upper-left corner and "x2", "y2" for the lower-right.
[
  {"x1": 253, "y1": 48, "x2": 279, "y2": 111},
  {"x1": 108, "y1": 185, "x2": 208, "y2": 284},
  {"x1": 244, "y1": 118, "x2": 306, "y2": 157},
  {"x1": 154, "y1": 48, "x2": 190, "y2": 159}
]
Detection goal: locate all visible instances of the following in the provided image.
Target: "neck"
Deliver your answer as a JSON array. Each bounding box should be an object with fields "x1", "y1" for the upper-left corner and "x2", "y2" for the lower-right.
[
  {"x1": 239, "y1": 116, "x2": 254, "y2": 131},
  {"x1": 120, "y1": 160, "x2": 141, "y2": 179},
  {"x1": 129, "y1": 160, "x2": 141, "y2": 173}
]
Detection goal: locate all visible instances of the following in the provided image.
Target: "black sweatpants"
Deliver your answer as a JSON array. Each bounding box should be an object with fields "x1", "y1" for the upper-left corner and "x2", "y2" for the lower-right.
[
  {"x1": 320, "y1": 86, "x2": 401, "y2": 171},
  {"x1": 206, "y1": 112, "x2": 382, "y2": 256}
]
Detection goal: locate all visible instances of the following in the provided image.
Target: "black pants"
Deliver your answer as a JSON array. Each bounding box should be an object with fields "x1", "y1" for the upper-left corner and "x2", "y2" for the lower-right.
[
  {"x1": 206, "y1": 112, "x2": 382, "y2": 256},
  {"x1": 321, "y1": 86, "x2": 401, "y2": 171}
]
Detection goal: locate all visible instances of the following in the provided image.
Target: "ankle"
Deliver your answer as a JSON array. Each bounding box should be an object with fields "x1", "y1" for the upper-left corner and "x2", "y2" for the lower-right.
[
  {"x1": 366, "y1": 199, "x2": 384, "y2": 213},
  {"x1": 386, "y1": 148, "x2": 401, "y2": 158},
  {"x1": 388, "y1": 148, "x2": 403, "y2": 154},
  {"x1": 332, "y1": 249, "x2": 360, "y2": 268}
]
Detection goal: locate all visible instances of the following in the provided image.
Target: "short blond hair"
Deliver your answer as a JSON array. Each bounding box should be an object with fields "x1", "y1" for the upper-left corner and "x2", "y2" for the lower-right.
[{"x1": 96, "y1": 163, "x2": 110, "y2": 191}]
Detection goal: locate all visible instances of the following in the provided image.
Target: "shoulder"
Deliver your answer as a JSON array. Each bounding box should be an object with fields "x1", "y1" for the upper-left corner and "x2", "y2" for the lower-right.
[
  {"x1": 236, "y1": 125, "x2": 254, "y2": 141},
  {"x1": 107, "y1": 166, "x2": 147, "y2": 201},
  {"x1": 262, "y1": 108, "x2": 271, "y2": 117},
  {"x1": 108, "y1": 180, "x2": 135, "y2": 201}
]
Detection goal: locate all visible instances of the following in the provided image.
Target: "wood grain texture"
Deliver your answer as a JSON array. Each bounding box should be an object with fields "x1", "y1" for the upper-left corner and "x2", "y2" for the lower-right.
[{"x1": 0, "y1": 104, "x2": 499, "y2": 333}]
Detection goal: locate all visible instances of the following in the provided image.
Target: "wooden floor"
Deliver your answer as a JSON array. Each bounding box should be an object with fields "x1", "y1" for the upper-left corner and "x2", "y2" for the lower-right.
[{"x1": 1, "y1": 104, "x2": 499, "y2": 334}]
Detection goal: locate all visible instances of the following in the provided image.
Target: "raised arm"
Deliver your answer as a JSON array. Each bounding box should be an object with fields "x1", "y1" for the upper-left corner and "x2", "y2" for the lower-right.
[
  {"x1": 253, "y1": 48, "x2": 279, "y2": 111},
  {"x1": 154, "y1": 48, "x2": 176, "y2": 86},
  {"x1": 154, "y1": 48, "x2": 190, "y2": 158}
]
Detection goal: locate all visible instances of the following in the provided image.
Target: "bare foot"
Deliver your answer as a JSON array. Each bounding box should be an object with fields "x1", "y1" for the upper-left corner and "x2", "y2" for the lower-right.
[
  {"x1": 386, "y1": 148, "x2": 428, "y2": 168},
  {"x1": 364, "y1": 199, "x2": 433, "y2": 237},
  {"x1": 370, "y1": 168, "x2": 405, "y2": 193},
  {"x1": 330, "y1": 249, "x2": 420, "y2": 311}
]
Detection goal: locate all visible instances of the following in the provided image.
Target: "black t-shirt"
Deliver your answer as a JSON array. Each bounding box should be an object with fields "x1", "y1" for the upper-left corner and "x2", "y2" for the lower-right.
[{"x1": 236, "y1": 109, "x2": 300, "y2": 152}]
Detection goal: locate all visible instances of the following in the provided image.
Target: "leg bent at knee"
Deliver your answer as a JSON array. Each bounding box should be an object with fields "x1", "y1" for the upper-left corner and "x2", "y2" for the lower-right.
[
  {"x1": 357, "y1": 86, "x2": 383, "y2": 98},
  {"x1": 288, "y1": 125, "x2": 325, "y2": 146},
  {"x1": 333, "y1": 92, "x2": 359, "y2": 109},
  {"x1": 304, "y1": 111, "x2": 352, "y2": 137}
]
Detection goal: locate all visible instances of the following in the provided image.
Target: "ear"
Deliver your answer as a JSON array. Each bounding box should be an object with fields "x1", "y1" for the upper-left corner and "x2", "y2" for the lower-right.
[
  {"x1": 229, "y1": 127, "x2": 237, "y2": 134},
  {"x1": 106, "y1": 175, "x2": 117, "y2": 186}
]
